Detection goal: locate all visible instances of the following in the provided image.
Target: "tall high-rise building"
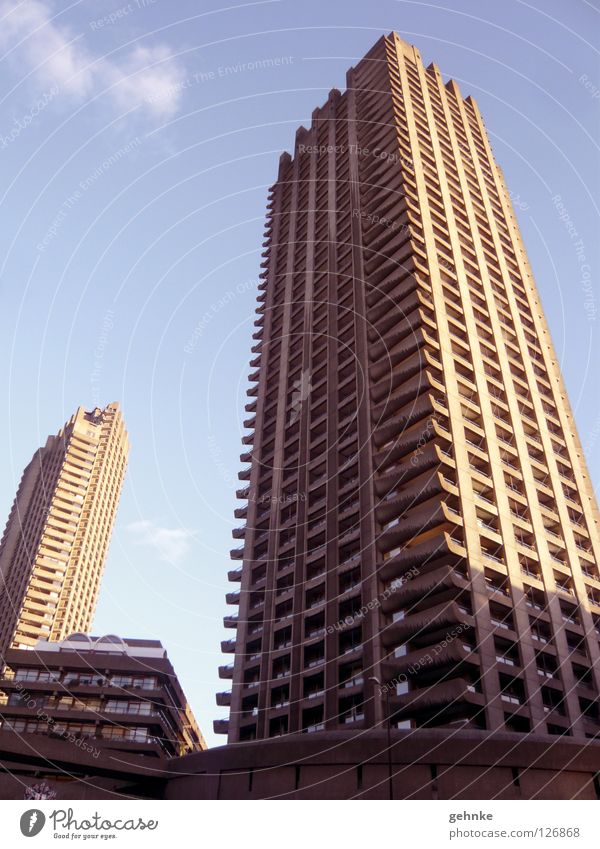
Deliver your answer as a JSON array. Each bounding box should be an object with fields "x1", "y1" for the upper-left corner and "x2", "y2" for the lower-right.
[
  {"x1": 0, "y1": 404, "x2": 128, "y2": 657},
  {"x1": 216, "y1": 32, "x2": 600, "y2": 745}
]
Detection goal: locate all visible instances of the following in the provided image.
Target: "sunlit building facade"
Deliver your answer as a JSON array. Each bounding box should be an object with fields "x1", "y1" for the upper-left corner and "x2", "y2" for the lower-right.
[
  {"x1": 0, "y1": 404, "x2": 128, "y2": 657},
  {"x1": 216, "y1": 33, "x2": 600, "y2": 744}
]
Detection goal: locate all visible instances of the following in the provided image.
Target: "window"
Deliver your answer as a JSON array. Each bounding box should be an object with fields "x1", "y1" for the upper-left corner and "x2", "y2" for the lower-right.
[
  {"x1": 541, "y1": 686, "x2": 566, "y2": 716},
  {"x1": 108, "y1": 674, "x2": 158, "y2": 690},
  {"x1": 302, "y1": 704, "x2": 324, "y2": 732},
  {"x1": 105, "y1": 699, "x2": 153, "y2": 715}
]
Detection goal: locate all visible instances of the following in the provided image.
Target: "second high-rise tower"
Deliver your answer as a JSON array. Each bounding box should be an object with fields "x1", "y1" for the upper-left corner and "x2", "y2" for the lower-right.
[{"x1": 0, "y1": 403, "x2": 128, "y2": 657}]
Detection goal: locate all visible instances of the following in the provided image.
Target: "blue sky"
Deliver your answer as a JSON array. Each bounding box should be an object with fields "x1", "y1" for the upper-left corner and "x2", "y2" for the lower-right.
[{"x1": 0, "y1": 0, "x2": 598, "y2": 747}]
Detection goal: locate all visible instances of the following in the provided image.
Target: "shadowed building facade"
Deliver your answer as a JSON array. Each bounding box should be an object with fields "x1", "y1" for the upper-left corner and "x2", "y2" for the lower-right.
[
  {"x1": 0, "y1": 404, "x2": 128, "y2": 658},
  {"x1": 216, "y1": 32, "x2": 600, "y2": 744},
  {"x1": 0, "y1": 634, "x2": 205, "y2": 759}
]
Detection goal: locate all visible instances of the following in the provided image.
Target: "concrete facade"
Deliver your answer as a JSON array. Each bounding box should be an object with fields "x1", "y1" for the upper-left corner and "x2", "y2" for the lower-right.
[
  {"x1": 0, "y1": 404, "x2": 128, "y2": 657},
  {"x1": 0, "y1": 635, "x2": 205, "y2": 759},
  {"x1": 0, "y1": 729, "x2": 598, "y2": 800},
  {"x1": 218, "y1": 33, "x2": 600, "y2": 745}
]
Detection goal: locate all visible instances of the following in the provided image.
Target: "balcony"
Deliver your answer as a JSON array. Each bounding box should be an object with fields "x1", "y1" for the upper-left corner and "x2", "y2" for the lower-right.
[
  {"x1": 374, "y1": 447, "x2": 441, "y2": 499},
  {"x1": 372, "y1": 396, "x2": 435, "y2": 448},
  {"x1": 380, "y1": 563, "x2": 468, "y2": 615},
  {"x1": 369, "y1": 311, "x2": 426, "y2": 362},
  {"x1": 218, "y1": 664, "x2": 234, "y2": 680},
  {"x1": 377, "y1": 503, "x2": 456, "y2": 553},
  {"x1": 375, "y1": 479, "x2": 442, "y2": 524},
  {"x1": 228, "y1": 567, "x2": 242, "y2": 582},
  {"x1": 382, "y1": 640, "x2": 478, "y2": 682},
  {"x1": 388, "y1": 677, "x2": 483, "y2": 721},
  {"x1": 373, "y1": 419, "x2": 438, "y2": 469},
  {"x1": 371, "y1": 372, "x2": 432, "y2": 425},
  {"x1": 215, "y1": 691, "x2": 232, "y2": 707},
  {"x1": 379, "y1": 531, "x2": 465, "y2": 583},
  {"x1": 365, "y1": 241, "x2": 416, "y2": 287},
  {"x1": 230, "y1": 546, "x2": 244, "y2": 560},
  {"x1": 370, "y1": 359, "x2": 424, "y2": 406},
  {"x1": 213, "y1": 719, "x2": 229, "y2": 735},
  {"x1": 369, "y1": 328, "x2": 427, "y2": 380},
  {"x1": 382, "y1": 599, "x2": 474, "y2": 649},
  {"x1": 223, "y1": 614, "x2": 239, "y2": 629},
  {"x1": 225, "y1": 592, "x2": 240, "y2": 605},
  {"x1": 369, "y1": 296, "x2": 421, "y2": 344}
]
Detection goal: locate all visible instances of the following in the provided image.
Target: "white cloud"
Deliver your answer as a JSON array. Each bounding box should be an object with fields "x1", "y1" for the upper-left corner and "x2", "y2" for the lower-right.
[
  {"x1": 127, "y1": 519, "x2": 196, "y2": 564},
  {"x1": 0, "y1": 0, "x2": 186, "y2": 118},
  {"x1": 108, "y1": 43, "x2": 185, "y2": 118}
]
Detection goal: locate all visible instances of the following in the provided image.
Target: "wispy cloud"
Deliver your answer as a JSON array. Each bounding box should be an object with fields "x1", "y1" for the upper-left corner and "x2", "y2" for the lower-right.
[
  {"x1": 127, "y1": 519, "x2": 196, "y2": 564},
  {"x1": 0, "y1": 0, "x2": 186, "y2": 118}
]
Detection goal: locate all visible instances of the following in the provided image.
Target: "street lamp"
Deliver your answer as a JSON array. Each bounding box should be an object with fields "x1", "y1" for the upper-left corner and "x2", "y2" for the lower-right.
[{"x1": 369, "y1": 675, "x2": 393, "y2": 800}]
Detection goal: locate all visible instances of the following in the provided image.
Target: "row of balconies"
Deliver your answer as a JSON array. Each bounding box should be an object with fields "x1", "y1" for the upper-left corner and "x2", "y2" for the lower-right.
[
  {"x1": 379, "y1": 530, "x2": 466, "y2": 584},
  {"x1": 370, "y1": 355, "x2": 426, "y2": 406},
  {"x1": 373, "y1": 442, "x2": 445, "y2": 500},
  {"x1": 361, "y1": 173, "x2": 413, "y2": 224},
  {"x1": 377, "y1": 500, "x2": 459, "y2": 554},
  {"x1": 381, "y1": 597, "x2": 474, "y2": 651},
  {"x1": 372, "y1": 393, "x2": 437, "y2": 450}
]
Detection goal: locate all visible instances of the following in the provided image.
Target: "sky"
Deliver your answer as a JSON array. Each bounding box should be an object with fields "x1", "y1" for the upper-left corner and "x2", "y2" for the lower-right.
[{"x1": 0, "y1": 0, "x2": 598, "y2": 748}]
